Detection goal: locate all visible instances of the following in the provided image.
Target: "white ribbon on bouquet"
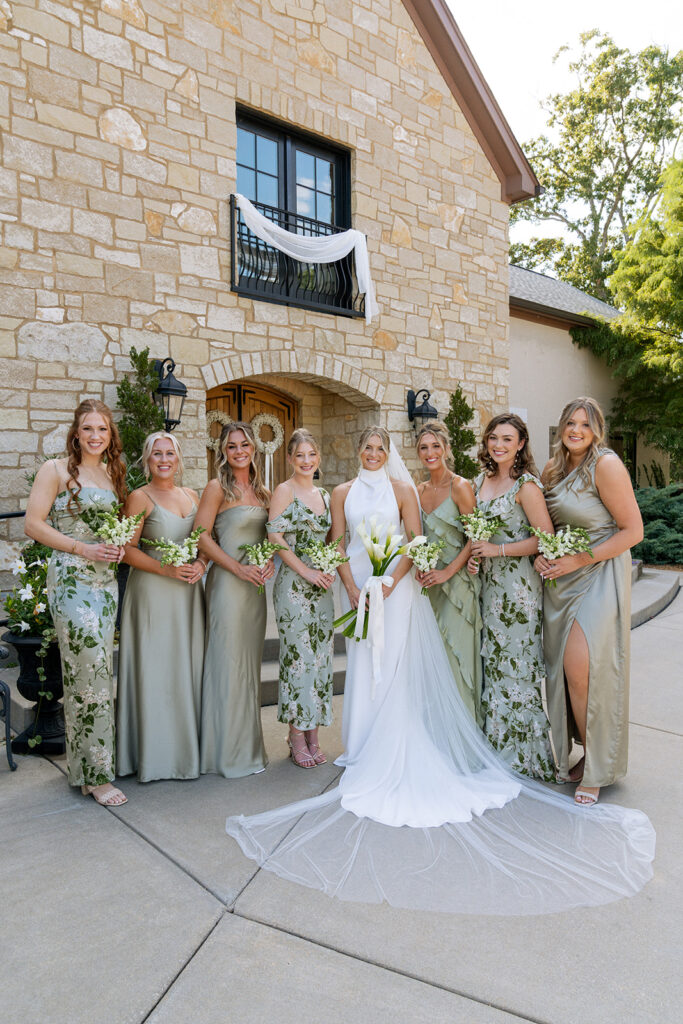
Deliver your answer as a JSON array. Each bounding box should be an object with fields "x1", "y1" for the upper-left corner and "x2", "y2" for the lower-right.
[
  {"x1": 234, "y1": 193, "x2": 379, "y2": 324},
  {"x1": 354, "y1": 574, "x2": 394, "y2": 698}
]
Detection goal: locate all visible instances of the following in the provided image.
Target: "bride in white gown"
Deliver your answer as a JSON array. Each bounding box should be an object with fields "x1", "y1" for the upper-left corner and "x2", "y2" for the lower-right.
[{"x1": 226, "y1": 427, "x2": 655, "y2": 915}]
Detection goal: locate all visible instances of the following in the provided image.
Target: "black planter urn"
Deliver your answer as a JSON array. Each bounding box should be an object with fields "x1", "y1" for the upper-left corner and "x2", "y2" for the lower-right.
[{"x1": 2, "y1": 631, "x2": 66, "y2": 756}]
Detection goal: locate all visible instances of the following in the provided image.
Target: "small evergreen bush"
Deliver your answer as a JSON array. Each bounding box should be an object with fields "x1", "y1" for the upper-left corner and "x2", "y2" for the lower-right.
[
  {"x1": 443, "y1": 385, "x2": 478, "y2": 479},
  {"x1": 633, "y1": 483, "x2": 683, "y2": 565},
  {"x1": 116, "y1": 346, "x2": 165, "y2": 491}
]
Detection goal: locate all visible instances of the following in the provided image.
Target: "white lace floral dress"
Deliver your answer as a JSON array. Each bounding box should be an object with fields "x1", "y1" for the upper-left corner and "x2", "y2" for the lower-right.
[
  {"x1": 46, "y1": 487, "x2": 119, "y2": 787},
  {"x1": 267, "y1": 492, "x2": 334, "y2": 729},
  {"x1": 474, "y1": 473, "x2": 556, "y2": 782}
]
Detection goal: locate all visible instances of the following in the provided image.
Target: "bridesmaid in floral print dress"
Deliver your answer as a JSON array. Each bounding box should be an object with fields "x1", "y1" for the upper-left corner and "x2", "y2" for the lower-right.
[
  {"x1": 468, "y1": 413, "x2": 557, "y2": 782},
  {"x1": 24, "y1": 399, "x2": 128, "y2": 806},
  {"x1": 267, "y1": 429, "x2": 336, "y2": 768}
]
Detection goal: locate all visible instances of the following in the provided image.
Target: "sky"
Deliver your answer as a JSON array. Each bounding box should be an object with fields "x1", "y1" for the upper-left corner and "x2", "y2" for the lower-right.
[{"x1": 447, "y1": 1, "x2": 683, "y2": 143}]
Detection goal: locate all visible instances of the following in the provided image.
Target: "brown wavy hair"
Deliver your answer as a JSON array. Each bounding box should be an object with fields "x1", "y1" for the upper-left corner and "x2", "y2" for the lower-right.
[
  {"x1": 477, "y1": 413, "x2": 538, "y2": 479},
  {"x1": 65, "y1": 399, "x2": 127, "y2": 512},
  {"x1": 415, "y1": 421, "x2": 455, "y2": 474},
  {"x1": 215, "y1": 421, "x2": 269, "y2": 505},
  {"x1": 544, "y1": 397, "x2": 606, "y2": 489}
]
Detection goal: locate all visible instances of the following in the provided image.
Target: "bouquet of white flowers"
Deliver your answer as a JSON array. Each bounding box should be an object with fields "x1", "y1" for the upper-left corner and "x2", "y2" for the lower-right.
[
  {"x1": 458, "y1": 508, "x2": 505, "y2": 542},
  {"x1": 239, "y1": 540, "x2": 286, "y2": 594},
  {"x1": 334, "y1": 518, "x2": 426, "y2": 639},
  {"x1": 141, "y1": 527, "x2": 205, "y2": 568},
  {"x1": 80, "y1": 503, "x2": 145, "y2": 571},
  {"x1": 529, "y1": 525, "x2": 593, "y2": 587},
  {"x1": 303, "y1": 536, "x2": 349, "y2": 573},
  {"x1": 410, "y1": 538, "x2": 446, "y2": 595}
]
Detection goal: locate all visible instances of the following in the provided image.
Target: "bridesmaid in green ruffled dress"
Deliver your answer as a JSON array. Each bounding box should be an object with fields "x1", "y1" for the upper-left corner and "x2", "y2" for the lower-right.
[
  {"x1": 194, "y1": 422, "x2": 275, "y2": 778},
  {"x1": 468, "y1": 414, "x2": 557, "y2": 782},
  {"x1": 267, "y1": 429, "x2": 335, "y2": 768},
  {"x1": 24, "y1": 399, "x2": 128, "y2": 806},
  {"x1": 117, "y1": 432, "x2": 205, "y2": 782},
  {"x1": 414, "y1": 423, "x2": 483, "y2": 725}
]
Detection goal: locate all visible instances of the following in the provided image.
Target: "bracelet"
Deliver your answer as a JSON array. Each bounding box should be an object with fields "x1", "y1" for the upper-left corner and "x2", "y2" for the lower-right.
[
  {"x1": 71, "y1": 540, "x2": 79, "y2": 555},
  {"x1": 500, "y1": 543, "x2": 505, "y2": 556}
]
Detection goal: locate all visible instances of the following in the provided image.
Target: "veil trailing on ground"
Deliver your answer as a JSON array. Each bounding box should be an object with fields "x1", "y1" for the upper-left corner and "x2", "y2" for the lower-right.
[{"x1": 225, "y1": 437, "x2": 655, "y2": 915}]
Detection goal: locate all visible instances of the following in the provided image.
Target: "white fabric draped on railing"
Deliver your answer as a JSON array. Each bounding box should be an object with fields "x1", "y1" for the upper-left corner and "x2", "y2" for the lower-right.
[{"x1": 234, "y1": 193, "x2": 379, "y2": 324}]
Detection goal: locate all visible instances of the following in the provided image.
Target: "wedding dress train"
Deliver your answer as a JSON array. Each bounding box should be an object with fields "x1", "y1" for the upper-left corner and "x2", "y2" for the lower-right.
[{"x1": 225, "y1": 466, "x2": 655, "y2": 915}]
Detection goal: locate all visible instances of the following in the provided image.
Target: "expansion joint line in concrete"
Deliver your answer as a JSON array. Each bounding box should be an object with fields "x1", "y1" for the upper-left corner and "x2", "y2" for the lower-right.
[
  {"x1": 630, "y1": 720, "x2": 683, "y2": 738},
  {"x1": 232, "y1": 910, "x2": 552, "y2": 1024},
  {"x1": 139, "y1": 913, "x2": 225, "y2": 1024}
]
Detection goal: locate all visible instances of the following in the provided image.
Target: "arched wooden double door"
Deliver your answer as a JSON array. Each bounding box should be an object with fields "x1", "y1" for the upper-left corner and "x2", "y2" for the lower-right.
[{"x1": 206, "y1": 382, "x2": 298, "y2": 486}]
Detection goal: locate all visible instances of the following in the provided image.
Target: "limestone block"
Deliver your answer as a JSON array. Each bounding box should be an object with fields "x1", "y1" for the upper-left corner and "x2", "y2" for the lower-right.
[
  {"x1": 17, "y1": 321, "x2": 110, "y2": 365},
  {"x1": 0, "y1": 285, "x2": 35, "y2": 318},
  {"x1": 99, "y1": 107, "x2": 147, "y2": 151},
  {"x1": 0, "y1": 408, "x2": 27, "y2": 429},
  {"x1": 144, "y1": 210, "x2": 164, "y2": 236},
  {"x1": 3, "y1": 135, "x2": 54, "y2": 177},
  {"x1": 123, "y1": 151, "x2": 166, "y2": 183},
  {"x1": 390, "y1": 215, "x2": 412, "y2": 247},
  {"x1": 55, "y1": 150, "x2": 103, "y2": 187},
  {"x1": 123, "y1": 75, "x2": 166, "y2": 114},
  {"x1": 207, "y1": 306, "x2": 244, "y2": 331},
  {"x1": 429, "y1": 304, "x2": 443, "y2": 331},
  {"x1": 140, "y1": 243, "x2": 180, "y2": 273},
  {"x1": 147, "y1": 310, "x2": 198, "y2": 336},
  {"x1": 396, "y1": 29, "x2": 417, "y2": 71},
  {"x1": 81, "y1": 294, "x2": 128, "y2": 325},
  {"x1": 171, "y1": 335, "x2": 208, "y2": 365},
  {"x1": 430, "y1": 202, "x2": 465, "y2": 234},
  {"x1": 208, "y1": 0, "x2": 241, "y2": 33},
  {"x1": 179, "y1": 244, "x2": 219, "y2": 279},
  {"x1": 452, "y1": 281, "x2": 468, "y2": 304},
  {"x1": 177, "y1": 206, "x2": 217, "y2": 236},
  {"x1": 42, "y1": 424, "x2": 68, "y2": 455},
  {"x1": 175, "y1": 68, "x2": 199, "y2": 103},
  {"x1": 421, "y1": 87, "x2": 443, "y2": 110},
  {"x1": 0, "y1": 1, "x2": 12, "y2": 33},
  {"x1": 0, "y1": 248, "x2": 18, "y2": 270},
  {"x1": 102, "y1": 0, "x2": 146, "y2": 29},
  {"x1": 298, "y1": 38, "x2": 335, "y2": 74},
  {"x1": 168, "y1": 162, "x2": 199, "y2": 192},
  {"x1": 35, "y1": 102, "x2": 97, "y2": 138},
  {"x1": 372, "y1": 329, "x2": 397, "y2": 351},
  {"x1": 105, "y1": 264, "x2": 154, "y2": 302},
  {"x1": 83, "y1": 25, "x2": 134, "y2": 70}
]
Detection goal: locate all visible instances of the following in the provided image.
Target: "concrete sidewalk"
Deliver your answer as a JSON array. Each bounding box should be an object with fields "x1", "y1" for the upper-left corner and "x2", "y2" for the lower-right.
[{"x1": 2, "y1": 593, "x2": 682, "y2": 1024}]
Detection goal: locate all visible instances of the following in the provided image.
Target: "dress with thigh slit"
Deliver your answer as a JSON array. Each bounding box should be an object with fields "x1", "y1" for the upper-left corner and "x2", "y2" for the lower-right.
[{"x1": 543, "y1": 450, "x2": 631, "y2": 788}]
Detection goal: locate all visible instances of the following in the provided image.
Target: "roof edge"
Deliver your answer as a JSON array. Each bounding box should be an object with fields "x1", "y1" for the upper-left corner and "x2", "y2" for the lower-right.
[
  {"x1": 509, "y1": 296, "x2": 602, "y2": 327},
  {"x1": 401, "y1": 0, "x2": 540, "y2": 204}
]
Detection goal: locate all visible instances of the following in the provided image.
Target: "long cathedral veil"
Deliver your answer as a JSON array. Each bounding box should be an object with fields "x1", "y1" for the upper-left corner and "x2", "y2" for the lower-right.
[{"x1": 225, "y1": 436, "x2": 655, "y2": 915}]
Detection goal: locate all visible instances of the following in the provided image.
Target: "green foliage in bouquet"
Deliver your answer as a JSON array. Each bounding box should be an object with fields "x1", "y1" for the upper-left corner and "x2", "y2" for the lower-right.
[
  {"x1": 116, "y1": 346, "x2": 165, "y2": 490},
  {"x1": 633, "y1": 484, "x2": 683, "y2": 565},
  {"x1": 443, "y1": 384, "x2": 478, "y2": 479}
]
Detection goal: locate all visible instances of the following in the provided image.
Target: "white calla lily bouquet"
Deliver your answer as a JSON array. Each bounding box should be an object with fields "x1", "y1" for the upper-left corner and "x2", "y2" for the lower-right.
[
  {"x1": 333, "y1": 517, "x2": 426, "y2": 639},
  {"x1": 529, "y1": 525, "x2": 593, "y2": 586}
]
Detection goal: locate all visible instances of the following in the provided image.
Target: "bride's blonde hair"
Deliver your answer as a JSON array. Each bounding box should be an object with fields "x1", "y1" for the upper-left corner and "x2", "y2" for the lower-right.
[
  {"x1": 545, "y1": 398, "x2": 606, "y2": 489},
  {"x1": 357, "y1": 425, "x2": 390, "y2": 458}
]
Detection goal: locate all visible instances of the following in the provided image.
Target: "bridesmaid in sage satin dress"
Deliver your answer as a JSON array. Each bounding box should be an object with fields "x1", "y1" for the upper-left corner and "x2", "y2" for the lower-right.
[
  {"x1": 117, "y1": 432, "x2": 205, "y2": 782},
  {"x1": 23, "y1": 399, "x2": 128, "y2": 807},
  {"x1": 194, "y1": 422, "x2": 275, "y2": 778},
  {"x1": 536, "y1": 398, "x2": 643, "y2": 806},
  {"x1": 414, "y1": 422, "x2": 483, "y2": 726}
]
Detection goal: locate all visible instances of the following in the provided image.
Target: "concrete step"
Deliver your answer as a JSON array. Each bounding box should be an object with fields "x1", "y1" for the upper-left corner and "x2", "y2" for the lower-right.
[
  {"x1": 631, "y1": 567, "x2": 680, "y2": 628},
  {"x1": 631, "y1": 559, "x2": 643, "y2": 585}
]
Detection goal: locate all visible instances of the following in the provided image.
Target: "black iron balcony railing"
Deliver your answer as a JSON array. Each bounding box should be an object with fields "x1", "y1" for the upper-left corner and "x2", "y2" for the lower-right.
[{"x1": 230, "y1": 195, "x2": 365, "y2": 318}]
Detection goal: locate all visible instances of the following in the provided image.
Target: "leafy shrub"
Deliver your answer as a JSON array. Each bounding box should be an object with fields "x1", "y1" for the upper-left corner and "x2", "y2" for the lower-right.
[{"x1": 633, "y1": 483, "x2": 683, "y2": 564}]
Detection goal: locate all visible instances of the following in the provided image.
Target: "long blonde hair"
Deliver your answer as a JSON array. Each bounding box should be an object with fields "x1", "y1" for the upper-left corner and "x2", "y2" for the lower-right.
[
  {"x1": 215, "y1": 421, "x2": 269, "y2": 504},
  {"x1": 545, "y1": 397, "x2": 606, "y2": 489},
  {"x1": 415, "y1": 421, "x2": 455, "y2": 474},
  {"x1": 141, "y1": 431, "x2": 184, "y2": 482}
]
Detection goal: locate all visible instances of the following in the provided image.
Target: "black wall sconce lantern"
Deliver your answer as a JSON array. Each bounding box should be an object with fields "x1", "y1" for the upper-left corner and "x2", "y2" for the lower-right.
[
  {"x1": 407, "y1": 388, "x2": 438, "y2": 429},
  {"x1": 153, "y1": 358, "x2": 187, "y2": 432}
]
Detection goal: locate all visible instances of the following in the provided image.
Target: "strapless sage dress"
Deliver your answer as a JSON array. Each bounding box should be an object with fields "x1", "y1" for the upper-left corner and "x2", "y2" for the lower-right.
[
  {"x1": 116, "y1": 496, "x2": 205, "y2": 782},
  {"x1": 543, "y1": 450, "x2": 631, "y2": 788},
  {"x1": 421, "y1": 494, "x2": 483, "y2": 725},
  {"x1": 200, "y1": 505, "x2": 268, "y2": 777},
  {"x1": 47, "y1": 486, "x2": 119, "y2": 787}
]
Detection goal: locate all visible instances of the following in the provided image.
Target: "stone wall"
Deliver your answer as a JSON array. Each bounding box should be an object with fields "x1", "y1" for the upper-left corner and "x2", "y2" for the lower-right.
[{"x1": 0, "y1": 0, "x2": 510, "y2": 574}]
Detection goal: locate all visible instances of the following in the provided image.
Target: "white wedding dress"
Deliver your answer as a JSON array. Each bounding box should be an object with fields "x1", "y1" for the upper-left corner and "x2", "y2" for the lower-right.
[{"x1": 225, "y1": 465, "x2": 655, "y2": 915}]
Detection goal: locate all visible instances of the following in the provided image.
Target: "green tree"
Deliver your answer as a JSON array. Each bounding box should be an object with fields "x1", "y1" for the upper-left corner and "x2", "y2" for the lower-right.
[
  {"x1": 116, "y1": 346, "x2": 164, "y2": 490},
  {"x1": 570, "y1": 159, "x2": 683, "y2": 476},
  {"x1": 443, "y1": 385, "x2": 478, "y2": 479},
  {"x1": 511, "y1": 31, "x2": 683, "y2": 298}
]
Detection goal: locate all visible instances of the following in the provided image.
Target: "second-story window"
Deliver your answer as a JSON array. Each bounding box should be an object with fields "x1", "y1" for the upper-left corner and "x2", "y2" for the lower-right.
[{"x1": 231, "y1": 111, "x2": 364, "y2": 319}]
